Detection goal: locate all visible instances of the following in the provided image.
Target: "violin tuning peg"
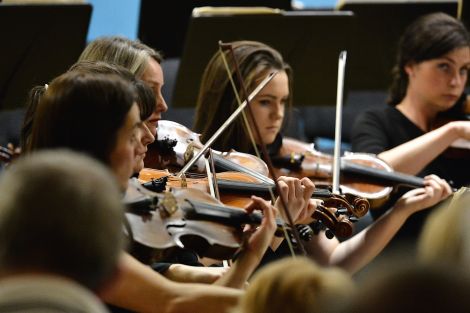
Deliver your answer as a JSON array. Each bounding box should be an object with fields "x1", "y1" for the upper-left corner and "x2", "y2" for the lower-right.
[
  {"x1": 296, "y1": 224, "x2": 314, "y2": 241},
  {"x1": 336, "y1": 208, "x2": 348, "y2": 216},
  {"x1": 325, "y1": 229, "x2": 335, "y2": 239},
  {"x1": 349, "y1": 216, "x2": 359, "y2": 223}
]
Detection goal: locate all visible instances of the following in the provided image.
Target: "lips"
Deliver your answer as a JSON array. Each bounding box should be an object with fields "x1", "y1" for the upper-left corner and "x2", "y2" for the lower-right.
[{"x1": 443, "y1": 94, "x2": 459, "y2": 101}]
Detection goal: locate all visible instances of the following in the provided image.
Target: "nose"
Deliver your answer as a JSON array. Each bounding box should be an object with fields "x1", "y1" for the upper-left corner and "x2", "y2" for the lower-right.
[
  {"x1": 449, "y1": 70, "x2": 464, "y2": 88},
  {"x1": 157, "y1": 94, "x2": 168, "y2": 113},
  {"x1": 142, "y1": 123, "x2": 155, "y2": 146},
  {"x1": 271, "y1": 102, "x2": 284, "y2": 121}
]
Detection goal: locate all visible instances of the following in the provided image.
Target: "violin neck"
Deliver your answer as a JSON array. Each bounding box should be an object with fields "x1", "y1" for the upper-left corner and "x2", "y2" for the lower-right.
[
  {"x1": 184, "y1": 199, "x2": 285, "y2": 230},
  {"x1": 216, "y1": 179, "x2": 332, "y2": 199},
  {"x1": 342, "y1": 162, "x2": 424, "y2": 188}
]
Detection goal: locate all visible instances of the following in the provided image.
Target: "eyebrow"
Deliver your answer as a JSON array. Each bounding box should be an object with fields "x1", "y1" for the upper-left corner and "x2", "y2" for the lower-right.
[
  {"x1": 256, "y1": 94, "x2": 289, "y2": 100},
  {"x1": 441, "y1": 56, "x2": 470, "y2": 67}
]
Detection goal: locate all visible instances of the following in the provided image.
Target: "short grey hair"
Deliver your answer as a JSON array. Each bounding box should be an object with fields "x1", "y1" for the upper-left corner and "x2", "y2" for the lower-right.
[{"x1": 0, "y1": 149, "x2": 125, "y2": 291}]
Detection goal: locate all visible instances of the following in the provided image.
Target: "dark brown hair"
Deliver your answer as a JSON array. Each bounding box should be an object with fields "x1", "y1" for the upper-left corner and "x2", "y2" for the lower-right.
[
  {"x1": 193, "y1": 40, "x2": 292, "y2": 152},
  {"x1": 28, "y1": 71, "x2": 136, "y2": 164},
  {"x1": 388, "y1": 12, "x2": 470, "y2": 106}
]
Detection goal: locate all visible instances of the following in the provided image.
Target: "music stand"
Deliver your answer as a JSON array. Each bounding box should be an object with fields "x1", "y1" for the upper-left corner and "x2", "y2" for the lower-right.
[
  {"x1": 172, "y1": 10, "x2": 354, "y2": 107},
  {"x1": 0, "y1": 3, "x2": 92, "y2": 110}
]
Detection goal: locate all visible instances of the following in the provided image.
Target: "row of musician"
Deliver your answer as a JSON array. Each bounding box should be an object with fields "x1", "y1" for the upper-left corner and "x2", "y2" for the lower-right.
[{"x1": 0, "y1": 12, "x2": 469, "y2": 313}]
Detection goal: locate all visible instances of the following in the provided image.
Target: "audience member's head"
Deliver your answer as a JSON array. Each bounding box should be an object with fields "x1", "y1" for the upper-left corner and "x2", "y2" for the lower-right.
[
  {"x1": 418, "y1": 187, "x2": 470, "y2": 267},
  {"x1": 0, "y1": 149, "x2": 125, "y2": 291},
  {"x1": 346, "y1": 262, "x2": 470, "y2": 313},
  {"x1": 235, "y1": 257, "x2": 354, "y2": 313}
]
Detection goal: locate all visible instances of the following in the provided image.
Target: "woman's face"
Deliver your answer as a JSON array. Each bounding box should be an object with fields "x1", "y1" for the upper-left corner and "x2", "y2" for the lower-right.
[
  {"x1": 248, "y1": 70, "x2": 289, "y2": 145},
  {"x1": 109, "y1": 103, "x2": 141, "y2": 190},
  {"x1": 141, "y1": 58, "x2": 168, "y2": 137},
  {"x1": 406, "y1": 46, "x2": 470, "y2": 112},
  {"x1": 133, "y1": 121, "x2": 154, "y2": 173}
]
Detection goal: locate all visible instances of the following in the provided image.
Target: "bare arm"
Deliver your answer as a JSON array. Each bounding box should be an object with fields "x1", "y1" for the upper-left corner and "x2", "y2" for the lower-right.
[
  {"x1": 100, "y1": 253, "x2": 241, "y2": 313},
  {"x1": 214, "y1": 196, "x2": 278, "y2": 288},
  {"x1": 378, "y1": 121, "x2": 470, "y2": 175},
  {"x1": 305, "y1": 175, "x2": 452, "y2": 274}
]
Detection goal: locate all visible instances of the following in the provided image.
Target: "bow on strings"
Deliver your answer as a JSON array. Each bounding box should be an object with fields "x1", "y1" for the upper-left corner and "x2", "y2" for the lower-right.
[{"x1": 178, "y1": 42, "x2": 306, "y2": 255}]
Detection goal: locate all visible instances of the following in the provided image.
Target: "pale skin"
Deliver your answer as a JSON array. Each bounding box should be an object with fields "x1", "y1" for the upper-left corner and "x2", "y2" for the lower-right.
[
  {"x1": 140, "y1": 58, "x2": 169, "y2": 137},
  {"x1": 246, "y1": 69, "x2": 453, "y2": 274},
  {"x1": 132, "y1": 61, "x2": 315, "y2": 287},
  {"x1": 103, "y1": 103, "x2": 280, "y2": 311},
  {"x1": 378, "y1": 47, "x2": 470, "y2": 175},
  {"x1": 102, "y1": 197, "x2": 277, "y2": 313}
]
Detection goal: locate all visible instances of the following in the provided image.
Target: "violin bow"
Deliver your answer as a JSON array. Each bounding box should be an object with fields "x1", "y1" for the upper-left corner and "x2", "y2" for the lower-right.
[
  {"x1": 217, "y1": 41, "x2": 307, "y2": 256},
  {"x1": 176, "y1": 72, "x2": 277, "y2": 177},
  {"x1": 332, "y1": 51, "x2": 347, "y2": 195}
]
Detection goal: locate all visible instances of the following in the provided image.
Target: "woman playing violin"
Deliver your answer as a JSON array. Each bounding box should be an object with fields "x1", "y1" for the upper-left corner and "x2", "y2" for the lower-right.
[
  {"x1": 76, "y1": 37, "x2": 319, "y2": 274},
  {"x1": 351, "y1": 12, "x2": 470, "y2": 248},
  {"x1": 352, "y1": 12, "x2": 470, "y2": 187},
  {"x1": 23, "y1": 69, "x2": 278, "y2": 313},
  {"x1": 193, "y1": 40, "x2": 452, "y2": 273}
]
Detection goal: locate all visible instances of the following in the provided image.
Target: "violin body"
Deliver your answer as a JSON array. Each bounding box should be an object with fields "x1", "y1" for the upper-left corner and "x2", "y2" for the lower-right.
[
  {"x1": 146, "y1": 120, "x2": 270, "y2": 179},
  {"x1": 273, "y1": 137, "x2": 428, "y2": 208},
  {"x1": 125, "y1": 179, "x2": 271, "y2": 260}
]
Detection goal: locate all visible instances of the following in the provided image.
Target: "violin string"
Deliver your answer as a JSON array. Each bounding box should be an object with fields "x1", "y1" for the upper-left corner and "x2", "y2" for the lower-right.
[
  {"x1": 218, "y1": 44, "x2": 262, "y2": 163},
  {"x1": 218, "y1": 44, "x2": 277, "y2": 203},
  {"x1": 219, "y1": 41, "x2": 306, "y2": 257}
]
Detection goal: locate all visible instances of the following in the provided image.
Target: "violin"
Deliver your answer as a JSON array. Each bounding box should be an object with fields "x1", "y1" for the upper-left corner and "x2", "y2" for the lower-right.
[
  {"x1": 432, "y1": 94, "x2": 470, "y2": 159},
  {"x1": 145, "y1": 120, "x2": 271, "y2": 184},
  {"x1": 124, "y1": 179, "x2": 282, "y2": 260},
  {"x1": 272, "y1": 137, "x2": 428, "y2": 208},
  {"x1": 125, "y1": 179, "x2": 355, "y2": 260},
  {"x1": 137, "y1": 168, "x2": 364, "y2": 239},
  {"x1": 0, "y1": 144, "x2": 20, "y2": 170}
]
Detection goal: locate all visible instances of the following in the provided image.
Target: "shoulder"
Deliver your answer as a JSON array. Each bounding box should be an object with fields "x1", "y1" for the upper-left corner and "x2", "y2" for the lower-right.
[{"x1": 0, "y1": 276, "x2": 109, "y2": 313}]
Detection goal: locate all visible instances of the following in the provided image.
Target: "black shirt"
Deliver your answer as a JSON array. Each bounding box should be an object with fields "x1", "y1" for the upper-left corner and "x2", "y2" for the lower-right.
[{"x1": 351, "y1": 104, "x2": 468, "y2": 249}]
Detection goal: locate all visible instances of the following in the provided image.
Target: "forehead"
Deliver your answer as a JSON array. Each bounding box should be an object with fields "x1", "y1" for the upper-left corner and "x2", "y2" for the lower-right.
[
  {"x1": 257, "y1": 71, "x2": 289, "y2": 96},
  {"x1": 436, "y1": 47, "x2": 470, "y2": 64}
]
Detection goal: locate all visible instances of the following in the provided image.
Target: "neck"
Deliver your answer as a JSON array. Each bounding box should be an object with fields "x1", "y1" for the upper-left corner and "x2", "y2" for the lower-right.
[{"x1": 396, "y1": 94, "x2": 440, "y2": 132}]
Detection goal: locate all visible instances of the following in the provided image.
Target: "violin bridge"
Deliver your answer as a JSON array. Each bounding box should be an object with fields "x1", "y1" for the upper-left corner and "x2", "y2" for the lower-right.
[
  {"x1": 180, "y1": 173, "x2": 188, "y2": 188},
  {"x1": 184, "y1": 142, "x2": 195, "y2": 164},
  {"x1": 161, "y1": 191, "x2": 178, "y2": 216}
]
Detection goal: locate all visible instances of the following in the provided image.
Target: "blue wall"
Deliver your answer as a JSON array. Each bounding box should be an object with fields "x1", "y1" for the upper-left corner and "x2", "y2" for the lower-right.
[{"x1": 86, "y1": 0, "x2": 141, "y2": 42}]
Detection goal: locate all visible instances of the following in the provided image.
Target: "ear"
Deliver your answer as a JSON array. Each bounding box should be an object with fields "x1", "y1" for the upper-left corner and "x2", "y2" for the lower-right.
[{"x1": 404, "y1": 62, "x2": 416, "y2": 77}]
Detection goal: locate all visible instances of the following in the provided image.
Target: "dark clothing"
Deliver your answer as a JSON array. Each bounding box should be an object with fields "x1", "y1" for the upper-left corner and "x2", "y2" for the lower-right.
[
  {"x1": 351, "y1": 104, "x2": 469, "y2": 249},
  {"x1": 351, "y1": 105, "x2": 468, "y2": 187}
]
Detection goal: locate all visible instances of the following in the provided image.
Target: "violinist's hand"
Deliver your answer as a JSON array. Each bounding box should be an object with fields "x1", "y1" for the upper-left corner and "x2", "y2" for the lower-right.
[
  {"x1": 449, "y1": 120, "x2": 470, "y2": 140},
  {"x1": 394, "y1": 174, "x2": 452, "y2": 217},
  {"x1": 275, "y1": 176, "x2": 315, "y2": 224},
  {"x1": 295, "y1": 198, "x2": 322, "y2": 225},
  {"x1": 242, "y1": 196, "x2": 278, "y2": 261}
]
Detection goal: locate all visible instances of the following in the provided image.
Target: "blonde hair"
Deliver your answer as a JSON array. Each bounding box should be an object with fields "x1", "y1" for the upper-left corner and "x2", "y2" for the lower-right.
[
  {"x1": 418, "y1": 187, "x2": 470, "y2": 266},
  {"x1": 235, "y1": 257, "x2": 354, "y2": 313},
  {"x1": 79, "y1": 36, "x2": 162, "y2": 78}
]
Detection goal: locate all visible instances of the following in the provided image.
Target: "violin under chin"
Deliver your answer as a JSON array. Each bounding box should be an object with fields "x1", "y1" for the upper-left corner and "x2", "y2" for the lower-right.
[{"x1": 168, "y1": 220, "x2": 244, "y2": 260}]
